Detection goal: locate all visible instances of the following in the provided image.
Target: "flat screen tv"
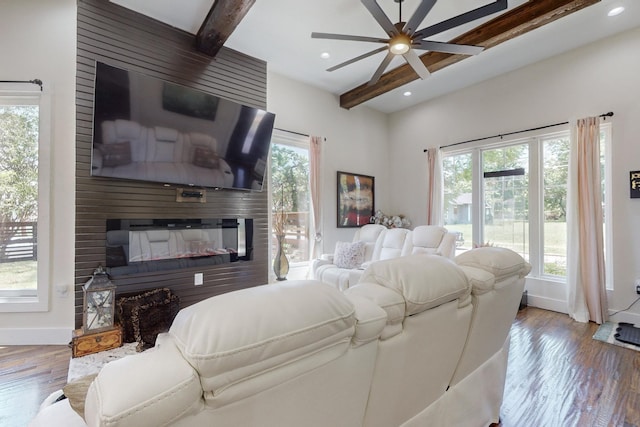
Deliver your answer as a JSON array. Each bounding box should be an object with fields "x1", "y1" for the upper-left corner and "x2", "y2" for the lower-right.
[{"x1": 91, "y1": 61, "x2": 275, "y2": 191}]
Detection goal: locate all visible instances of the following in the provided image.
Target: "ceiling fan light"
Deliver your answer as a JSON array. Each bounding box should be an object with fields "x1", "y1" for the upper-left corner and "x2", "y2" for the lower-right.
[
  {"x1": 389, "y1": 33, "x2": 411, "y2": 55},
  {"x1": 390, "y1": 42, "x2": 410, "y2": 54}
]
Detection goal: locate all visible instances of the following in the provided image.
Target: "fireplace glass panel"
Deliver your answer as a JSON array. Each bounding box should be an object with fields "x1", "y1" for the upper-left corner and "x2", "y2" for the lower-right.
[{"x1": 105, "y1": 218, "x2": 252, "y2": 276}]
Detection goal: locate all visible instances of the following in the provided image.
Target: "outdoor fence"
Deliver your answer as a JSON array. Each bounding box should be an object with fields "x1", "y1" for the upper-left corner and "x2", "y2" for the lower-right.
[
  {"x1": 0, "y1": 222, "x2": 37, "y2": 263},
  {"x1": 272, "y1": 212, "x2": 309, "y2": 263}
]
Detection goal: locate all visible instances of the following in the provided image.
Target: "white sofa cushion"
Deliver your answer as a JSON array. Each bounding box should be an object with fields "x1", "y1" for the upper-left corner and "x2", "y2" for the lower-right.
[
  {"x1": 357, "y1": 224, "x2": 386, "y2": 243},
  {"x1": 377, "y1": 228, "x2": 411, "y2": 260},
  {"x1": 456, "y1": 247, "x2": 531, "y2": 281},
  {"x1": 169, "y1": 280, "x2": 356, "y2": 395},
  {"x1": 410, "y1": 226, "x2": 446, "y2": 253},
  {"x1": 355, "y1": 224, "x2": 386, "y2": 263},
  {"x1": 359, "y1": 254, "x2": 470, "y2": 316}
]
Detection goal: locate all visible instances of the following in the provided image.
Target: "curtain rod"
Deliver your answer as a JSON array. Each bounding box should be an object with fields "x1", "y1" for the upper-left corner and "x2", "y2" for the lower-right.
[
  {"x1": 0, "y1": 79, "x2": 43, "y2": 91},
  {"x1": 274, "y1": 127, "x2": 309, "y2": 138},
  {"x1": 424, "y1": 111, "x2": 614, "y2": 152}
]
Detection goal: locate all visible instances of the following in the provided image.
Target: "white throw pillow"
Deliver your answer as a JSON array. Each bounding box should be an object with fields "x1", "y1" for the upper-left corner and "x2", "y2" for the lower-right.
[{"x1": 333, "y1": 241, "x2": 366, "y2": 269}]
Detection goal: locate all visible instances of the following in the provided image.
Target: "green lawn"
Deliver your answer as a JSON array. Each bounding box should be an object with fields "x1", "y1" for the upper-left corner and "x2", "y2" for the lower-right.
[
  {"x1": 446, "y1": 221, "x2": 567, "y2": 275},
  {"x1": 0, "y1": 260, "x2": 37, "y2": 290}
]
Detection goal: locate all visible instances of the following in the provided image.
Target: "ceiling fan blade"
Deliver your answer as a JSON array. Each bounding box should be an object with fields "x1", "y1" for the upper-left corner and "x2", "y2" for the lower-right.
[
  {"x1": 414, "y1": 40, "x2": 484, "y2": 55},
  {"x1": 403, "y1": 0, "x2": 437, "y2": 36},
  {"x1": 403, "y1": 50, "x2": 430, "y2": 80},
  {"x1": 414, "y1": 0, "x2": 507, "y2": 40},
  {"x1": 361, "y1": 0, "x2": 399, "y2": 37},
  {"x1": 368, "y1": 51, "x2": 395, "y2": 86},
  {"x1": 327, "y1": 46, "x2": 388, "y2": 72},
  {"x1": 311, "y1": 32, "x2": 388, "y2": 44}
]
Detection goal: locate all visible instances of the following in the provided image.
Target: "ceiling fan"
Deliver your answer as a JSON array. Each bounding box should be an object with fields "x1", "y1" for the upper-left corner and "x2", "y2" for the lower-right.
[{"x1": 312, "y1": 0, "x2": 508, "y2": 86}]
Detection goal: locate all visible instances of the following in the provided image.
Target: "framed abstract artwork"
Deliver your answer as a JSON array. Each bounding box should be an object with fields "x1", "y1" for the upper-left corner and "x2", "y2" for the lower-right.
[
  {"x1": 631, "y1": 171, "x2": 640, "y2": 198},
  {"x1": 337, "y1": 171, "x2": 375, "y2": 228}
]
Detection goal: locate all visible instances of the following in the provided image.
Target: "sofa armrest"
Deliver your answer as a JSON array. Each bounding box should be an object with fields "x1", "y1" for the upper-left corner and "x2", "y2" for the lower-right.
[
  {"x1": 359, "y1": 254, "x2": 470, "y2": 316},
  {"x1": 348, "y1": 269, "x2": 365, "y2": 286},
  {"x1": 343, "y1": 293, "x2": 387, "y2": 346},
  {"x1": 458, "y1": 265, "x2": 496, "y2": 295},
  {"x1": 345, "y1": 282, "x2": 405, "y2": 340},
  {"x1": 438, "y1": 232, "x2": 457, "y2": 259},
  {"x1": 310, "y1": 258, "x2": 334, "y2": 280},
  {"x1": 84, "y1": 336, "x2": 202, "y2": 427},
  {"x1": 455, "y1": 247, "x2": 531, "y2": 281},
  {"x1": 319, "y1": 253, "x2": 334, "y2": 262}
]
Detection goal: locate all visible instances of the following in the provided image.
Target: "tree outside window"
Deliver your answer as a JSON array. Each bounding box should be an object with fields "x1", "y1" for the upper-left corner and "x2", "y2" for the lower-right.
[
  {"x1": 0, "y1": 105, "x2": 39, "y2": 291},
  {"x1": 270, "y1": 143, "x2": 310, "y2": 263}
]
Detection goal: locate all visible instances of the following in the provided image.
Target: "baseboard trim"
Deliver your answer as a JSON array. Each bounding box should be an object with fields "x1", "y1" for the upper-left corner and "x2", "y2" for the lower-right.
[
  {"x1": 0, "y1": 328, "x2": 72, "y2": 345},
  {"x1": 525, "y1": 294, "x2": 568, "y2": 315},
  {"x1": 526, "y1": 294, "x2": 640, "y2": 324},
  {"x1": 608, "y1": 310, "x2": 640, "y2": 325}
]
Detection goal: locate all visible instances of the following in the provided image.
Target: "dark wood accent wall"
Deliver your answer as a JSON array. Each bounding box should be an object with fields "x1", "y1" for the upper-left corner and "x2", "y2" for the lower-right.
[{"x1": 75, "y1": 0, "x2": 269, "y2": 327}]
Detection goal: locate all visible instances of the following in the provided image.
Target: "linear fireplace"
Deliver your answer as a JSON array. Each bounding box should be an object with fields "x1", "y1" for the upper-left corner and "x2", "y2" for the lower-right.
[{"x1": 105, "y1": 218, "x2": 253, "y2": 276}]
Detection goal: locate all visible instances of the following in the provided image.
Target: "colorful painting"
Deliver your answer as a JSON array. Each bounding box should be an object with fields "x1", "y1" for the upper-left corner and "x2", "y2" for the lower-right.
[
  {"x1": 630, "y1": 171, "x2": 640, "y2": 198},
  {"x1": 337, "y1": 171, "x2": 375, "y2": 228}
]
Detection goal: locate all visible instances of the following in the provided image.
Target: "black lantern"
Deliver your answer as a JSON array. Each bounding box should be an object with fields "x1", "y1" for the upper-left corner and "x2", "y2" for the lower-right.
[{"x1": 82, "y1": 265, "x2": 116, "y2": 334}]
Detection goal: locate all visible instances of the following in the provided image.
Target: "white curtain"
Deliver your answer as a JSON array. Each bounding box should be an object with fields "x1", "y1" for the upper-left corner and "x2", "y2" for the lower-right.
[
  {"x1": 309, "y1": 136, "x2": 323, "y2": 260},
  {"x1": 566, "y1": 117, "x2": 608, "y2": 324},
  {"x1": 426, "y1": 148, "x2": 444, "y2": 226}
]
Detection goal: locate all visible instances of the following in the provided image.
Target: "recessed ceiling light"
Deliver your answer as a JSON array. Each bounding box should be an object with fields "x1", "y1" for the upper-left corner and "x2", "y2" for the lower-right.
[
  {"x1": 403, "y1": 91, "x2": 412, "y2": 97},
  {"x1": 608, "y1": 6, "x2": 625, "y2": 16},
  {"x1": 320, "y1": 52, "x2": 330, "y2": 59}
]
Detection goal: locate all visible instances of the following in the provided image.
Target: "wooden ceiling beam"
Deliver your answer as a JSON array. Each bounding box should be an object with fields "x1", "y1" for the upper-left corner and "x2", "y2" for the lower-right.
[
  {"x1": 339, "y1": 0, "x2": 601, "y2": 109},
  {"x1": 196, "y1": 0, "x2": 255, "y2": 57}
]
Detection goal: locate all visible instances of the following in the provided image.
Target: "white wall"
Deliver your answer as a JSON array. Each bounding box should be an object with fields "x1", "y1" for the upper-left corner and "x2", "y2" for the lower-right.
[
  {"x1": 267, "y1": 72, "x2": 390, "y2": 254},
  {"x1": 388, "y1": 27, "x2": 640, "y2": 322},
  {"x1": 0, "y1": 0, "x2": 77, "y2": 344}
]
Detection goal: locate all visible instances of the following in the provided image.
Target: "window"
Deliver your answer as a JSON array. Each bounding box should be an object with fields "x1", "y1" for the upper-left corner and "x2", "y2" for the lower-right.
[
  {"x1": 0, "y1": 86, "x2": 50, "y2": 311},
  {"x1": 443, "y1": 125, "x2": 610, "y2": 285},
  {"x1": 483, "y1": 143, "x2": 529, "y2": 260},
  {"x1": 443, "y1": 152, "x2": 473, "y2": 252},
  {"x1": 270, "y1": 130, "x2": 311, "y2": 278},
  {"x1": 542, "y1": 135, "x2": 570, "y2": 276}
]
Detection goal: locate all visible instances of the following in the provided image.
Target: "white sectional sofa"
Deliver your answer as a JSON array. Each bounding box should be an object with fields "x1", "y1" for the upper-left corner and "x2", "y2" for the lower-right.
[
  {"x1": 30, "y1": 247, "x2": 530, "y2": 427},
  {"x1": 92, "y1": 119, "x2": 234, "y2": 188},
  {"x1": 312, "y1": 224, "x2": 458, "y2": 290}
]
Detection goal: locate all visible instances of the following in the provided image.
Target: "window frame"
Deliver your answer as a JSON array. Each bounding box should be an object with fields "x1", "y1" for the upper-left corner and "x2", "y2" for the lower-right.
[
  {"x1": 268, "y1": 129, "x2": 312, "y2": 270},
  {"x1": 0, "y1": 85, "x2": 51, "y2": 312},
  {"x1": 442, "y1": 124, "x2": 612, "y2": 288}
]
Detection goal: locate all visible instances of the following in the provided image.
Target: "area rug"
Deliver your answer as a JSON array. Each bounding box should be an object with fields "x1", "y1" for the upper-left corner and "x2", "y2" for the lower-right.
[
  {"x1": 593, "y1": 322, "x2": 640, "y2": 352},
  {"x1": 67, "y1": 343, "x2": 138, "y2": 382}
]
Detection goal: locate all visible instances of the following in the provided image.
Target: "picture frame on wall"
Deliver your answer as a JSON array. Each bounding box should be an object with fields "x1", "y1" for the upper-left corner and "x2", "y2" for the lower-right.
[
  {"x1": 630, "y1": 171, "x2": 640, "y2": 198},
  {"x1": 337, "y1": 171, "x2": 375, "y2": 228}
]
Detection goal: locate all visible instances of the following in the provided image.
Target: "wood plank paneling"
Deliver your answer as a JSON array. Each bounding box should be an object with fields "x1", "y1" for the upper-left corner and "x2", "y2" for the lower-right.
[{"x1": 75, "y1": 0, "x2": 270, "y2": 328}]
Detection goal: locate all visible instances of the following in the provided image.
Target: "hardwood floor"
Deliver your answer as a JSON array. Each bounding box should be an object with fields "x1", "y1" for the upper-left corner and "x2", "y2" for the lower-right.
[
  {"x1": 0, "y1": 345, "x2": 70, "y2": 427},
  {"x1": 1, "y1": 308, "x2": 639, "y2": 427},
  {"x1": 501, "y1": 307, "x2": 640, "y2": 427}
]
